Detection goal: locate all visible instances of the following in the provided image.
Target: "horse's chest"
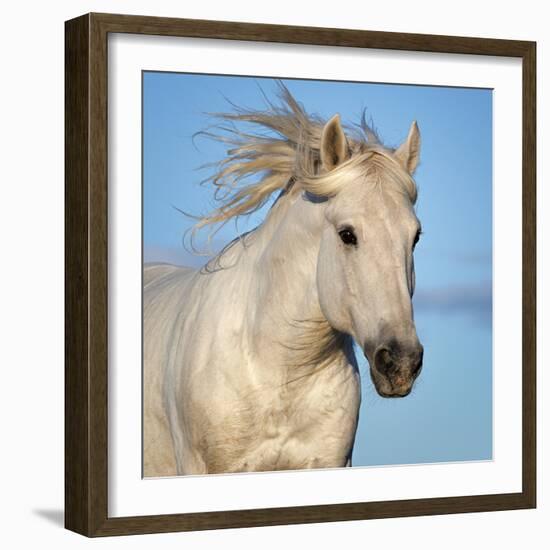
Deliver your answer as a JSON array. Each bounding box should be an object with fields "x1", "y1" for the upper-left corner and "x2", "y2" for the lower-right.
[{"x1": 220, "y1": 368, "x2": 361, "y2": 472}]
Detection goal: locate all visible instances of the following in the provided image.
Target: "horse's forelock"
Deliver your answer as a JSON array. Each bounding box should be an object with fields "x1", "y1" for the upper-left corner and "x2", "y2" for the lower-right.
[{"x1": 191, "y1": 82, "x2": 417, "y2": 239}]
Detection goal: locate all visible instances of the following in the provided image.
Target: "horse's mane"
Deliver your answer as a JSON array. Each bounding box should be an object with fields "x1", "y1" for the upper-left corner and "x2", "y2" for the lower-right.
[{"x1": 192, "y1": 81, "x2": 417, "y2": 236}]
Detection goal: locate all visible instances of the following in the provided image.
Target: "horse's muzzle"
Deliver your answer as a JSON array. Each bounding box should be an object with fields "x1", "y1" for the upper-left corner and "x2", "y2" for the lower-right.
[{"x1": 369, "y1": 341, "x2": 423, "y2": 397}]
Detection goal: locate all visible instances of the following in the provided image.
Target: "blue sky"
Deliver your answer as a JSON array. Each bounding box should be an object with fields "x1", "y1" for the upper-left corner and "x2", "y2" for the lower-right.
[{"x1": 143, "y1": 72, "x2": 493, "y2": 467}]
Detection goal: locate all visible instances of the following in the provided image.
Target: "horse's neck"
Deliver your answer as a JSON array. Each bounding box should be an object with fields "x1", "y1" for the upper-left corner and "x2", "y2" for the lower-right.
[{"x1": 245, "y1": 191, "x2": 348, "y2": 378}]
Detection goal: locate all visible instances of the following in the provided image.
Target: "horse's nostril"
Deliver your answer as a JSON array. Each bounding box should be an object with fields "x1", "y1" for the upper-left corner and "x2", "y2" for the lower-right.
[
  {"x1": 412, "y1": 346, "x2": 424, "y2": 375},
  {"x1": 374, "y1": 343, "x2": 423, "y2": 377},
  {"x1": 374, "y1": 347, "x2": 394, "y2": 374}
]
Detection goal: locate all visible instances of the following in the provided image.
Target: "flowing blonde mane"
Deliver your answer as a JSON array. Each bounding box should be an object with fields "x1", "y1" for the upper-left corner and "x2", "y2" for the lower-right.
[{"x1": 192, "y1": 82, "x2": 417, "y2": 234}]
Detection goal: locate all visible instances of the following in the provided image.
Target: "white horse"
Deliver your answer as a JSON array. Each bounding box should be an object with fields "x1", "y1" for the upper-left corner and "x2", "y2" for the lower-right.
[{"x1": 144, "y1": 85, "x2": 424, "y2": 476}]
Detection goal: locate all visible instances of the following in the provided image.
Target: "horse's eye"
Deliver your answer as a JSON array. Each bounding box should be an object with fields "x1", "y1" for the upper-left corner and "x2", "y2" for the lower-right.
[{"x1": 339, "y1": 228, "x2": 357, "y2": 246}]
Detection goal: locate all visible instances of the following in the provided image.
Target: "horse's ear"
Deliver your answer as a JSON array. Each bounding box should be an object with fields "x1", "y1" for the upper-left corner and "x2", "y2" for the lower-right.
[
  {"x1": 395, "y1": 121, "x2": 420, "y2": 174},
  {"x1": 320, "y1": 114, "x2": 350, "y2": 171}
]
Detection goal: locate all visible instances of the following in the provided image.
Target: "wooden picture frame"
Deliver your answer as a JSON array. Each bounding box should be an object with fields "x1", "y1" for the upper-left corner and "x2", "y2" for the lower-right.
[{"x1": 65, "y1": 12, "x2": 536, "y2": 537}]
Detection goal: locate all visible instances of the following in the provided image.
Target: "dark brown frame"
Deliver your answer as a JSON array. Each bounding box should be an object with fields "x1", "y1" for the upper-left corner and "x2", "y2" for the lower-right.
[{"x1": 65, "y1": 12, "x2": 536, "y2": 537}]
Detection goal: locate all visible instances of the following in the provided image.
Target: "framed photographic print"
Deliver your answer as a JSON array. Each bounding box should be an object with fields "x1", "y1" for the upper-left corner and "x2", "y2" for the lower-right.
[{"x1": 65, "y1": 12, "x2": 536, "y2": 537}]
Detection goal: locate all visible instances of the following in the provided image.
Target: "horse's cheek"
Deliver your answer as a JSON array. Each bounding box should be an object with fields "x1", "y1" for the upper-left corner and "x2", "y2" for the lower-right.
[{"x1": 316, "y1": 247, "x2": 349, "y2": 333}]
